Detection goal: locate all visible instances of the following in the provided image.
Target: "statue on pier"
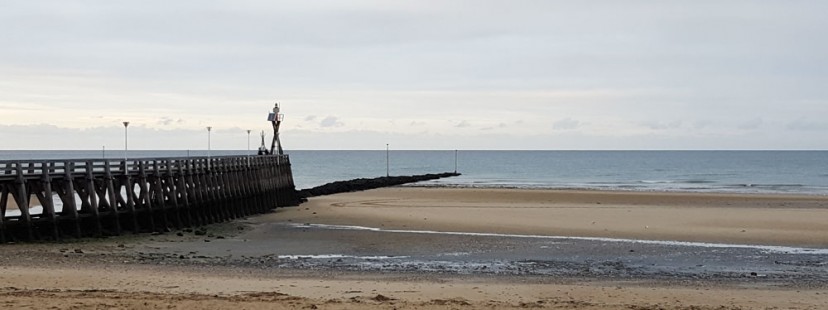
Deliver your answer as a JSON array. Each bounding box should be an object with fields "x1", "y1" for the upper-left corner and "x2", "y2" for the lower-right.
[{"x1": 257, "y1": 130, "x2": 269, "y2": 155}]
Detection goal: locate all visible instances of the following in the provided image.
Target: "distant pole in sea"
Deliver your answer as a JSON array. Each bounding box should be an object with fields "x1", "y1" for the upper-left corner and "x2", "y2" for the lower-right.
[
  {"x1": 123, "y1": 121, "x2": 130, "y2": 162},
  {"x1": 386, "y1": 143, "x2": 390, "y2": 177},
  {"x1": 454, "y1": 149, "x2": 458, "y2": 174},
  {"x1": 102, "y1": 146, "x2": 106, "y2": 159}
]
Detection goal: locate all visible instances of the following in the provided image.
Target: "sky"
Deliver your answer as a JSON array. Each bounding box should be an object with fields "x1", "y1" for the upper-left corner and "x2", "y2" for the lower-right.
[{"x1": 1, "y1": 0, "x2": 827, "y2": 150}]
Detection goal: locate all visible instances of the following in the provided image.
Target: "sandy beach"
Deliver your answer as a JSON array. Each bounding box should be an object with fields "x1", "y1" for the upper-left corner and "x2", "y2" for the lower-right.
[{"x1": 1, "y1": 187, "x2": 827, "y2": 309}]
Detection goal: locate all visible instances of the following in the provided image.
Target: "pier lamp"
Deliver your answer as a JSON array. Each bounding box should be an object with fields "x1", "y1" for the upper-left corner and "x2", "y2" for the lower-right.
[
  {"x1": 207, "y1": 126, "x2": 212, "y2": 169},
  {"x1": 246, "y1": 129, "x2": 251, "y2": 166},
  {"x1": 123, "y1": 121, "x2": 130, "y2": 162}
]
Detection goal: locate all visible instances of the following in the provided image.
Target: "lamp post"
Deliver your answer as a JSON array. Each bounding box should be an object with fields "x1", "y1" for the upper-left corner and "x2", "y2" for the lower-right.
[
  {"x1": 123, "y1": 121, "x2": 130, "y2": 162},
  {"x1": 246, "y1": 129, "x2": 251, "y2": 166},
  {"x1": 207, "y1": 126, "x2": 212, "y2": 169}
]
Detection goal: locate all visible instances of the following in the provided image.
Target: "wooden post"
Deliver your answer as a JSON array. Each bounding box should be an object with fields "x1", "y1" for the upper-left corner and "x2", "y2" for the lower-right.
[
  {"x1": 176, "y1": 159, "x2": 193, "y2": 227},
  {"x1": 62, "y1": 161, "x2": 81, "y2": 238},
  {"x1": 152, "y1": 160, "x2": 168, "y2": 231},
  {"x1": 104, "y1": 161, "x2": 122, "y2": 235},
  {"x1": 11, "y1": 163, "x2": 33, "y2": 240},
  {"x1": 39, "y1": 163, "x2": 60, "y2": 240},
  {"x1": 122, "y1": 160, "x2": 139, "y2": 233},
  {"x1": 83, "y1": 161, "x2": 102, "y2": 236},
  {"x1": 0, "y1": 185, "x2": 9, "y2": 243},
  {"x1": 164, "y1": 160, "x2": 182, "y2": 228},
  {"x1": 138, "y1": 161, "x2": 156, "y2": 232}
]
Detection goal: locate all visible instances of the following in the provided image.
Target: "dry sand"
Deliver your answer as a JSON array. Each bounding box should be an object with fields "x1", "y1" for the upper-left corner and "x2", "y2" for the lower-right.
[
  {"x1": 1, "y1": 187, "x2": 827, "y2": 309},
  {"x1": 2, "y1": 265, "x2": 826, "y2": 310}
]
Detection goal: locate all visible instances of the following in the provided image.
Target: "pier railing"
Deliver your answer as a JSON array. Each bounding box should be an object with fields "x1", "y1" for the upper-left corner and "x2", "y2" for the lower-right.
[{"x1": 0, "y1": 155, "x2": 299, "y2": 243}]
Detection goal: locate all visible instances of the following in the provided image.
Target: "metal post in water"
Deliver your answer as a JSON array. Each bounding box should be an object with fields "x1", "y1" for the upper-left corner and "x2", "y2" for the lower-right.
[
  {"x1": 386, "y1": 143, "x2": 390, "y2": 177},
  {"x1": 454, "y1": 149, "x2": 458, "y2": 174}
]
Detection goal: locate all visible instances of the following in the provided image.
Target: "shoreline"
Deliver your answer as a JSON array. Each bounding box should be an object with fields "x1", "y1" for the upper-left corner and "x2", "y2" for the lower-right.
[{"x1": 404, "y1": 183, "x2": 828, "y2": 197}]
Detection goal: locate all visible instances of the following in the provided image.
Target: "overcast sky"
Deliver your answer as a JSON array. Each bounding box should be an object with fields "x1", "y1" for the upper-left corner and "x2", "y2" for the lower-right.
[{"x1": 1, "y1": 1, "x2": 827, "y2": 150}]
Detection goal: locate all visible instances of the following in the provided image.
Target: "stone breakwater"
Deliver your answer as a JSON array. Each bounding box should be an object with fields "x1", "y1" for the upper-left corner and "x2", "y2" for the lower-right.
[{"x1": 297, "y1": 173, "x2": 461, "y2": 198}]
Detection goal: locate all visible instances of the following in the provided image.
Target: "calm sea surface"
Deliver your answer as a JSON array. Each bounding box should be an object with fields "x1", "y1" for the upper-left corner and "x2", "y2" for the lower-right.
[{"x1": 2, "y1": 150, "x2": 827, "y2": 194}]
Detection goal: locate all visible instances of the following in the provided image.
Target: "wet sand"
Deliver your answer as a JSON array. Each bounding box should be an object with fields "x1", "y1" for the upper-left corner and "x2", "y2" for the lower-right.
[
  {"x1": 279, "y1": 187, "x2": 828, "y2": 247},
  {"x1": 0, "y1": 187, "x2": 827, "y2": 309}
]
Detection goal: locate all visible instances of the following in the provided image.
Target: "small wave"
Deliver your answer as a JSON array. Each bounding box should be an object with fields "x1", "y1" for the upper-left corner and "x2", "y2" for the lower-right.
[
  {"x1": 405, "y1": 182, "x2": 828, "y2": 196},
  {"x1": 733, "y1": 184, "x2": 804, "y2": 188},
  {"x1": 639, "y1": 180, "x2": 676, "y2": 184},
  {"x1": 683, "y1": 180, "x2": 716, "y2": 184},
  {"x1": 639, "y1": 179, "x2": 714, "y2": 184}
]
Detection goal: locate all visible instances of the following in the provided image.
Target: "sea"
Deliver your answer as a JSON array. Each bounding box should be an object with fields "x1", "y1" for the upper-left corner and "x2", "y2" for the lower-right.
[{"x1": 1, "y1": 150, "x2": 827, "y2": 195}]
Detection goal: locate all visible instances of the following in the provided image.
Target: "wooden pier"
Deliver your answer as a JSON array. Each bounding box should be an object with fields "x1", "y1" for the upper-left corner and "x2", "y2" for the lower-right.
[{"x1": 0, "y1": 155, "x2": 299, "y2": 243}]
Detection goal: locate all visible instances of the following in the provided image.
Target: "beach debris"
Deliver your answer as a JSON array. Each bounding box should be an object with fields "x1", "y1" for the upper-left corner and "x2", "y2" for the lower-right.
[
  {"x1": 194, "y1": 228, "x2": 207, "y2": 236},
  {"x1": 73, "y1": 249, "x2": 84, "y2": 254},
  {"x1": 372, "y1": 294, "x2": 395, "y2": 302},
  {"x1": 428, "y1": 298, "x2": 472, "y2": 306}
]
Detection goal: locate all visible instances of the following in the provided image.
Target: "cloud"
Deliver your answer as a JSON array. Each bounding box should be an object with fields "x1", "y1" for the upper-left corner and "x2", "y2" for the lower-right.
[
  {"x1": 552, "y1": 118, "x2": 581, "y2": 130},
  {"x1": 157, "y1": 117, "x2": 184, "y2": 126},
  {"x1": 738, "y1": 118, "x2": 763, "y2": 130},
  {"x1": 304, "y1": 115, "x2": 317, "y2": 122},
  {"x1": 319, "y1": 116, "x2": 344, "y2": 128},
  {"x1": 640, "y1": 120, "x2": 682, "y2": 130},
  {"x1": 693, "y1": 120, "x2": 713, "y2": 129},
  {"x1": 786, "y1": 118, "x2": 828, "y2": 131},
  {"x1": 455, "y1": 120, "x2": 471, "y2": 128}
]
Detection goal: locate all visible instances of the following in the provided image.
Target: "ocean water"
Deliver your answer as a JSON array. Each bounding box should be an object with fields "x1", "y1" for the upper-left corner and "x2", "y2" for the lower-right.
[{"x1": 2, "y1": 150, "x2": 828, "y2": 195}]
